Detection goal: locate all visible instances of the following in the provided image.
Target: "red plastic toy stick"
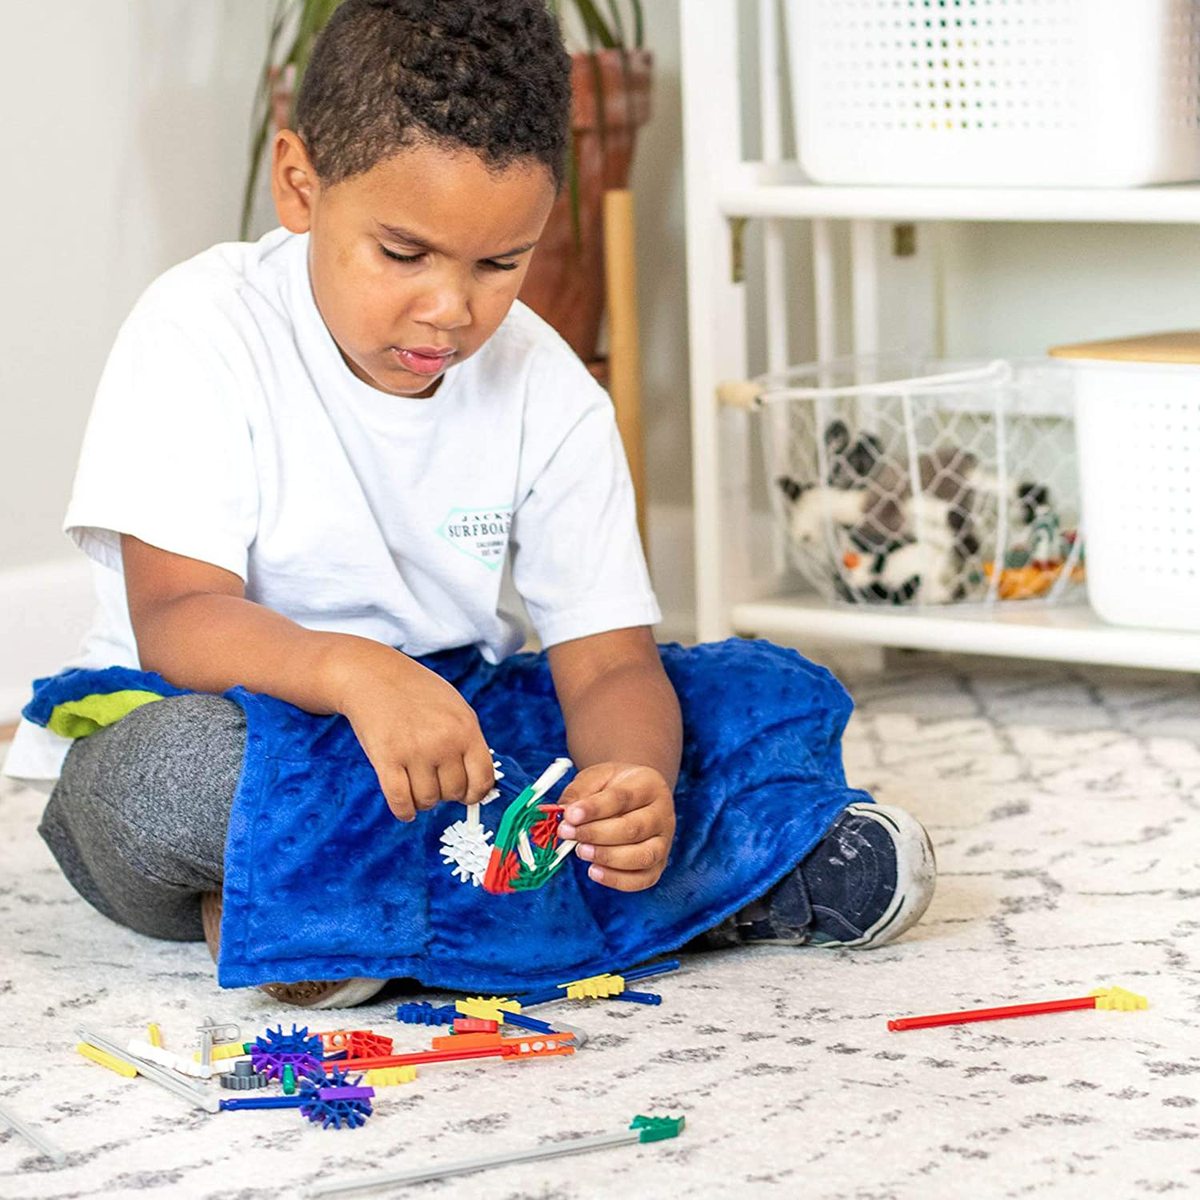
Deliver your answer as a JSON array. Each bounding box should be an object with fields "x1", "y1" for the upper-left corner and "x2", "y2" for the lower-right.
[
  {"x1": 319, "y1": 1036, "x2": 574, "y2": 1073},
  {"x1": 888, "y1": 995, "x2": 1098, "y2": 1032}
]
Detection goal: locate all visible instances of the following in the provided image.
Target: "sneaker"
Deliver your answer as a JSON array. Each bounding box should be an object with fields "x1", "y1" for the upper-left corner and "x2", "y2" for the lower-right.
[
  {"x1": 200, "y1": 891, "x2": 388, "y2": 1009},
  {"x1": 700, "y1": 803, "x2": 936, "y2": 950}
]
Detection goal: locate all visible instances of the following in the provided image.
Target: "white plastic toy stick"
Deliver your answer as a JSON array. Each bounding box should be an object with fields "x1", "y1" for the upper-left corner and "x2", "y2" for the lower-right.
[
  {"x1": 126, "y1": 1038, "x2": 228, "y2": 1080},
  {"x1": 77, "y1": 1026, "x2": 221, "y2": 1113},
  {"x1": 0, "y1": 1100, "x2": 67, "y2": 1165},
  {"x1": 516, "y1": 829, "x2": 537, "y2": 870},
  {"x1": 529, "y1": 757, "x2": 572, "y2": 800},
  {"x1": 306, "y1": 1116, "x2": 684, "y2": 1196}
]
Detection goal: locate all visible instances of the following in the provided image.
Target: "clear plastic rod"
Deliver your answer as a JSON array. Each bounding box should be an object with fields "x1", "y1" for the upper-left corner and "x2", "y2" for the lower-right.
[
  {"x1": 0, "y1": 1100, "x2": 67, "y2": 1165},
  {"x1": 307, "y1": 1129, "x2": 641, "y2": 1196},
  {"x1": 76, "y1": 1026, "x2": 220, "y2": 1113}
]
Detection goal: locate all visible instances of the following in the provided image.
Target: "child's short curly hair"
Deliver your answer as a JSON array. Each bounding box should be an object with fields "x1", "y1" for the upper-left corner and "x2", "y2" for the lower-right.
[{"x1": 295, "y1": 0, "x2": 572, "y2": 190}]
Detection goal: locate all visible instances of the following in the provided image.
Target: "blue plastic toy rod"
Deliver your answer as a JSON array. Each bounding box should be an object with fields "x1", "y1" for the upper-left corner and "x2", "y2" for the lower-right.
[
  {"x1": 610, "y1": 990, "x2": 662, "y2": 1005},
  {"x1": 499, "y1": 1011, "x2": 557, "y2": 1034},
  {"x1": 621, "y1": 959, "x2": 680, "y2": 983},
  {"x1": 219, "y1": 1095, "x2": 303, "y2": 1112}
]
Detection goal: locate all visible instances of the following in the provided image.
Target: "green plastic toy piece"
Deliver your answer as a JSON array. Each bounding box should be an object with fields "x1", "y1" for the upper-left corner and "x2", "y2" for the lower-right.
[
  {"x1": 631, "y1": 1115, "x2": 685, "y2": 1143},
  {"x1": 282, "y1": 1063, "x2": 297, "y2": 1095},
  {"x1": 483, "y1": 758, "x2": 575, "y2": 894}
]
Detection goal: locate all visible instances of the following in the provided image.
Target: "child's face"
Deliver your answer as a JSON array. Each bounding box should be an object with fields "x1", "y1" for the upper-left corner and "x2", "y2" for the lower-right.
[{"x1": 273, "y1": 135, "x2": 557, "y2": 397}]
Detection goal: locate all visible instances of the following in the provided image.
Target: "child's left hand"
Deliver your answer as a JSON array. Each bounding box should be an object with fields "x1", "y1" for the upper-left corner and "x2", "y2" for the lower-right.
[{"x1": 556, "y1": 763, "x2": 676, "y2": 892}]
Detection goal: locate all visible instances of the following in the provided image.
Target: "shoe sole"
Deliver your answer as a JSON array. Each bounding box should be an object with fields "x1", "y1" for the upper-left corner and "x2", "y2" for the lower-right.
[
  {"x1": 200, "y1": 891, "x2": 387, "y2": 1009},
  {"x1": 812, "y1": 803, "x2": 937, "y2": 949}
]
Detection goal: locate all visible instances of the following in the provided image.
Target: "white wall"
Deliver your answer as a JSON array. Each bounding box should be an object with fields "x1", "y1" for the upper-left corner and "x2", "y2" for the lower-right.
[
  {"x1": 0, "y1": 2, "x2": 275, "y2": 715},
  {"x1": 1, "y1": 1, "x2": 276, "y2": 570}
]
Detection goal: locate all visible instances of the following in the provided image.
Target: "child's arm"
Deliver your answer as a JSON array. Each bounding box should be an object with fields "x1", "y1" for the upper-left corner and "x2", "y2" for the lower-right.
[
  {"x1": 548, "y1": 627, "x2": 680, "y2": 892},
  {"x1": 121, "y1": 535, "x2": 495, "y2": 821}
]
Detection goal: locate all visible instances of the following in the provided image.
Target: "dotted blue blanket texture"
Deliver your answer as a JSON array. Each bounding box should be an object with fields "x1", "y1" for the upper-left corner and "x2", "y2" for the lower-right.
[{"x1": 25, "y1": 639, "x2": 870, "y2": 991}]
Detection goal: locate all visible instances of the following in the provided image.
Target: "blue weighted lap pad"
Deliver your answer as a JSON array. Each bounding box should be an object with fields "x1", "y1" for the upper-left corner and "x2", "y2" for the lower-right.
[{"x1": 25, "y1": 639, "x2": 870, "y2": 991}]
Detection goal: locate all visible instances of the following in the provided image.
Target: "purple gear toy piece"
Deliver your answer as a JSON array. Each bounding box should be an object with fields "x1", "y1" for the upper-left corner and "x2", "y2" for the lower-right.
[
  {"x1": 298, "y1": 1067, "x2": 374, "y2": 1130},
  {"x1": 395, "y1": 1001, "x2": 457, "y2": 1026},
  {"x1": 249, "y1": 1023, "x2": 324, "y2": 1082}
]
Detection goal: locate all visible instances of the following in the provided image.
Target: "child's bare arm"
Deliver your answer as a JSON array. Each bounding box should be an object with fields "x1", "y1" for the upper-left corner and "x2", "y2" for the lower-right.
[
  {"x1": 121, "y1": 534, "x2": 494, "y2": 821},
  {"x1": 548, "y1": 627, "x2": 680, "y2": 892}
]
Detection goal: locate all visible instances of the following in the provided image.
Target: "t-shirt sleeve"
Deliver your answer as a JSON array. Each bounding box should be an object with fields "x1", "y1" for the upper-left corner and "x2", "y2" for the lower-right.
[
  {"x1": 63, "y1": 299, "x2": 259, "y2": 580},
  {"x1": 509, "y1": 365, "x2": 661, "y2": 648}
]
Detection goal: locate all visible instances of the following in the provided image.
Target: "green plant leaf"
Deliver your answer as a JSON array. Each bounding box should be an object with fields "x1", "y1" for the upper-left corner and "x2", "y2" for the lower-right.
[
  {"x1": 603, "y1": 0, "x2": 626, "y2": 47},
  {"x1": 573, "y1": 0, "x2": 619, "y2": 49}
]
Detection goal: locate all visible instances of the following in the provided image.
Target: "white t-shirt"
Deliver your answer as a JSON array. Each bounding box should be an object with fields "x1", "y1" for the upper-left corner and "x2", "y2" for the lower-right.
[{"x1": 4, "y1": 228, "x2": 660, "y2": 781}]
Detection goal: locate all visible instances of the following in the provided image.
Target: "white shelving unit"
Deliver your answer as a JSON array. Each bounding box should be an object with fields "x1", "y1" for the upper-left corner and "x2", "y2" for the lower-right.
[{"x1": 679, "y1": 0, "x2": 1200, "y2": 672}]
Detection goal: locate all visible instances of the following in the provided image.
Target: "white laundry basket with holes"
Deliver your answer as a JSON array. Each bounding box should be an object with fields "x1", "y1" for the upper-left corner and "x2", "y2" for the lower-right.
[
  {"x1": 1050, "y1": 332, "x2": 1200, "y2": 631},
  {"x1": 783, "y1": 0, "x2": 1200, "y2": 187},
  {"x1": 746, "y1": 354, "x2": 1085, "y2": 609}
]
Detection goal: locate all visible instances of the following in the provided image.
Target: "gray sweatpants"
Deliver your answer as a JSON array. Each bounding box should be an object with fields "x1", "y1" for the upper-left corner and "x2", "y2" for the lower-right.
[{"x1": 39, "y1": 694, "x2": 245, "y2": 941}]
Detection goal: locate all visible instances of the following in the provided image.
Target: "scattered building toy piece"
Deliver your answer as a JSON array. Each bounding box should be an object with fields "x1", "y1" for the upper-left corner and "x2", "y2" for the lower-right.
[
  {"x1": 363, "y1": 1066, "x2": 418, "y2": 1087},
  {"x1": 611, "y1": 990, "x2": 662, "y2": 1005},
  {"x1": 221, "y1": 1061, "x2": 270, "y2": 1090},
  {"x1": 316, "y1": 1035, "x2": 574, "y2": 1074},
  {"x1": 250, "y1": 1024, "x2": 325, "y2": 1081},
  {"x1": 127, "y1": 1038, "x2": 227, "y2": 1080},
  {"x1": 395, "y1": 1002, "x2": 457, "y2": 1027},
  {"x1": 76, "y1": 1042, "x2": 138, "y2": 1078},
  {"x1": 887, "y1": 984, "x2": 1149, "y2": 1032},
  {"x1": 0, "y1": 1099, "x2": 67, "y2": 1166},
  {"x1": 305, "y1": 1114, "x2": 685, "y2": 1196}
]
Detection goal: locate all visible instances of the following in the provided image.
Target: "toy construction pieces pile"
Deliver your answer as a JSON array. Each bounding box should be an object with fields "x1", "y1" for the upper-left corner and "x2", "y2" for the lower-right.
[{"x1": 56, "y1": 956, "x2": 683, "y2": 1181}]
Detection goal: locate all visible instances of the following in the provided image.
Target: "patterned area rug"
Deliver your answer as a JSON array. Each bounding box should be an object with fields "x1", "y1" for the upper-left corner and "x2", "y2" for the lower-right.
[{"x1": 1, "y1": 652, "x2": 1198, "y2": 1199}]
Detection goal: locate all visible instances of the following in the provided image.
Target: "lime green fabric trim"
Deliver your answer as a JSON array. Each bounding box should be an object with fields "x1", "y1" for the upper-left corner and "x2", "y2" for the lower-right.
[{"x1": 46, "y1": 690, "x2": 165, "y2": 739}]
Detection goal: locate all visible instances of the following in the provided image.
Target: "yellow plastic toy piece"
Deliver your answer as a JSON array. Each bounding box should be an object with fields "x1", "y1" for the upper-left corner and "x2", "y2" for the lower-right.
[
  {"x1": 192, "y1": 1042, "x2": 246, "y2": 1063},
  {"x1": 1091, "y1": 985, "x2": 1149, "y2": 1011},
  {"x1": 77, "y1": 1042, "x2": 138, "y2": 1078},
  {"x1": 564, "y1": 973, "x2": 626, "y2": 1000},
  {"x1": 364, "y1": 1066, "x2": 418, "y2": 1087},
  {"x1": 456, "y1": 996, "x2": 522, "y2": 1021},
  {"x1": 146, "y1": 1023, "x2": 163, "y2": 1048}
]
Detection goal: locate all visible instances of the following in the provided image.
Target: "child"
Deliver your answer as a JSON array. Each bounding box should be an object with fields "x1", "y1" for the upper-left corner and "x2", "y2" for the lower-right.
[{"x1": 5, "y1": 0, "x2": 935, "y2": 1008}]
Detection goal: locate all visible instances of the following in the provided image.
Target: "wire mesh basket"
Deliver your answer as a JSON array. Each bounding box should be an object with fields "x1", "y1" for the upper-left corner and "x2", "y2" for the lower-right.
[{"x1": 754, "y1": 355, "x2": 1085, "y2": 608}]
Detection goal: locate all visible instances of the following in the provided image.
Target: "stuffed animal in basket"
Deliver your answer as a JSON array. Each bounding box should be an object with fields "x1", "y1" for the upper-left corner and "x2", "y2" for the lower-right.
[{"x1": 776, "y1": 420, "x2": 988, "y2": 604}]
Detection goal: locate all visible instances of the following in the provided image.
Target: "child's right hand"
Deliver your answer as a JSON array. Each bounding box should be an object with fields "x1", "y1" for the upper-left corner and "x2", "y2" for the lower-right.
[{"x1": 330, "y1": 640, "x2": 495, "y2": 822}]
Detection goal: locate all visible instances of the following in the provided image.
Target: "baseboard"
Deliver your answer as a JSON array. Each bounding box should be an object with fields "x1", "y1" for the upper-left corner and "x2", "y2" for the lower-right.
[{"x1": 0, "y1": 557, "x2": 94, "y2": 722}]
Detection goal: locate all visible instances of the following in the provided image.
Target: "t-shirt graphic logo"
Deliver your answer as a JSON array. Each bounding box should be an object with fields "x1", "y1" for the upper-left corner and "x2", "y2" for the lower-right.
[{"x1": 437, "y1": 505, "x2": 513, "y2": 569}]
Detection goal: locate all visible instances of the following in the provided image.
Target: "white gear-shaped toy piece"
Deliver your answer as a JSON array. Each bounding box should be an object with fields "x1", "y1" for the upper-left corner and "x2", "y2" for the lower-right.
[
  {"x1": 439, "y1": 751, "x2": 503, "y2": 887},
  {"x1": 439, "y1": 820, "x2": 493, "y2": 886}
]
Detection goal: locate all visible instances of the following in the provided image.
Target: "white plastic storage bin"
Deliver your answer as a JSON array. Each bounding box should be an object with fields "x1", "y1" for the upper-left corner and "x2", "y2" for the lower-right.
[
  {"x1": 1051, "y1": 332, "x2": 1200, "y2": 631},
  {"x1": 784, "y1": 0, "x2": 1200, "y2": 187},
  {"x1": 750, "y1": 355, "x2": 1085, "y2": 608}
]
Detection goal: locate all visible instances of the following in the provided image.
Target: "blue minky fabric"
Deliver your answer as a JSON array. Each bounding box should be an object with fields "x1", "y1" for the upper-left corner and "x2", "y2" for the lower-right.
[{"x1": 25, "y1": 639, "x2": 871, "y2": 991}]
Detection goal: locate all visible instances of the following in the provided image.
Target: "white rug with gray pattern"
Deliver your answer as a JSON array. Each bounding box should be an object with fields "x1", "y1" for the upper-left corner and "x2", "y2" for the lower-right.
[{"x1": 1, "y1": 651, "x2": 1198, "y2": 1199}]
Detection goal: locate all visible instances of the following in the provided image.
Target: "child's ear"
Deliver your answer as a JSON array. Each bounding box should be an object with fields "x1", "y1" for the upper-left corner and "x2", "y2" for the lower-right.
[{"x1": 271, "y1": 130, "x2": 319, "y2": 234}]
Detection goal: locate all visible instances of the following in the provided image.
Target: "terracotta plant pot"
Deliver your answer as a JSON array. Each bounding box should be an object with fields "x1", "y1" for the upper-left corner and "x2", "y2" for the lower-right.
[{"x1": 518, "y1": 49, "x2": 653, "y2": 365}]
